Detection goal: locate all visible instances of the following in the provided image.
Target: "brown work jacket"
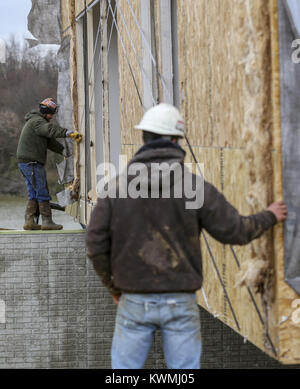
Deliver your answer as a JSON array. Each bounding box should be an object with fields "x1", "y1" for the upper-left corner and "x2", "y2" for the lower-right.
[{"x1": 86, "y1": 140, "x2": 276, "y2": 295}]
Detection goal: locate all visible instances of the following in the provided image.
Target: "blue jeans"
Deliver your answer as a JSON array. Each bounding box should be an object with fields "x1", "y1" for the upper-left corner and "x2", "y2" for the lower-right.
[
  {"x1": 111, "y1": 293, "x2": 202, "y2": 369},
  {"x1": 18, "y1": 162, "x2": 51, "y2": 202}
]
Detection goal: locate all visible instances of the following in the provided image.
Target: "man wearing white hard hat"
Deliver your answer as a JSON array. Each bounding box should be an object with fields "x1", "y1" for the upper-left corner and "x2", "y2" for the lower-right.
[{"x1": 86, "y1": 103, "x2": 287, "y2": 369}]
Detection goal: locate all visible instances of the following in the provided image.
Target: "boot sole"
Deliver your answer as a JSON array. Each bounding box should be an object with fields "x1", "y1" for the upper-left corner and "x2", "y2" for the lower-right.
[
  {"x1": 23, "y1": 226, "x2": 41, "y2": 230},
  {"x1": 41, "y1": 227, "x2": 63, "y2": 230}
]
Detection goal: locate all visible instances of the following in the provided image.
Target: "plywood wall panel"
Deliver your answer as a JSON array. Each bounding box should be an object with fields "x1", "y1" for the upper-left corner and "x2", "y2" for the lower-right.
[
  {"x1": 117, "y1": 0, "x2": 143, "y2": 146},
  {"x1": 177, "y1": 0, "x2": 272, "y2": 150},
  {"x1": 121, "y1": 144, "x2": 141, "y2": 163},
  {"x1": 177, "y1": 0, "x2": 211, "y2": 148},
  {"x1": 182, "y1": 146, "x2": 221, "y2": 191}
]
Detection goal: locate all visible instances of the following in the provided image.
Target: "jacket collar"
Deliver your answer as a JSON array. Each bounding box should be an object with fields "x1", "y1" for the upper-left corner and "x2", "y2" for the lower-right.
[
  {"x1": 130, "y1": 139, "x2": 186, "y2": 165},
  {"x1": 135, "y1": 138, "x2": 185, "y2": 156}
]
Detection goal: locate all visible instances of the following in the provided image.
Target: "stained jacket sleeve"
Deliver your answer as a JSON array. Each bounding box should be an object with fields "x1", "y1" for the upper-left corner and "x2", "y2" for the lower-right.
[
  {"x1": 86, "y1": 197, "x2": 120, "y2": 295},
  {"x1": 34, "y1": 120, "x2": 68, "y2": 138},
  {"x1": 198, "y1": 181, "x2": 277, "y2": 245},
  {"x1": 47, "y1": 138, "x2": 64, "y2": 154}
]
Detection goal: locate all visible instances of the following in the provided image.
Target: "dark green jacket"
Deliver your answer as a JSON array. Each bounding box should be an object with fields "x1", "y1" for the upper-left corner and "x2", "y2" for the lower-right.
[{"x1": 16, "y1": 110, "x2": 68, "y2": 165}]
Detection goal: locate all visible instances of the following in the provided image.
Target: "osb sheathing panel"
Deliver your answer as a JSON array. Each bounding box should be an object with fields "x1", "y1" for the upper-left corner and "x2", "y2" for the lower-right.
[
  {"x1": 177, "y1": 0, "x2": 280, "y2": 358},
  {"x1": 67, "y1": 1, "x2": 115, "y2": 26},
  {"x1": 177, "y1": 0, "x2": 272, "y2": 151},
  {"x1": 122, "y1": 144, "x2": 141, "y2": 163},
  {"x1": 117, "y1": 0, "x2": 143, "y2": 146}
]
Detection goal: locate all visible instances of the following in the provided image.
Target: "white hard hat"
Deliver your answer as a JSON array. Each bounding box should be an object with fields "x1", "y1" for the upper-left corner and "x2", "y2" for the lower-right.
[{"x1": 134, "y1": 103, "x2": 185, "y2": 138}]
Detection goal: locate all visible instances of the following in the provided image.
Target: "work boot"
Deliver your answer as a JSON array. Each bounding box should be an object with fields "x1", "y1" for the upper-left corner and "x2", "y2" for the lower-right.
[
  {"x1": 39, "y1": 201, "x2": 63, "y2": 231},
  {"x1": 23, "y1": 200, "x2": 41, "y2": 230}
]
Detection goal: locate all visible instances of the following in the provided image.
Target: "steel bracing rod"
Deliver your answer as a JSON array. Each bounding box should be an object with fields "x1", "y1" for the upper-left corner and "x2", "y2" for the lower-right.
[
  {"x1": 184, "y1": 134, "x2": 204, "y2": 179},
  {"x1": 78, "y1": 2, "x2": 113, "y2": 220},
  {"x1": 83, "y1": 11, "x2": 88, "y2": 225},
  {"x1": 125, "y1": 0, "x2": 173, "y2": 103},
  {"x1": 106, "y1": 0, "x2": 146, "y2": 109},
  {"x1": 80, "y1": 0, "x2": 145, "y2": 176},
  {"x1": 106, "y1": 0, "x2": 144, "y2": 109},
  {"x1": 78, "y1": 2, "x2": 112, "y2": 168},
  {"x1": 78, "y1": 0, "x2": 108, "y2": 135},
  {"x1": 202, "y1": 232, "x2": 241, "y2": 331},
  {"x1": 126, "y1": 0, "x2": 156, "y2": 65},
  {"x1": 229, "y1": 246, "x2": 278, "y2": 356},
  {"x1": 79, "y1": 0, "x2": 145, "y2": 180},
  {"x1": 114, "y1": 0, "x2": 157, "y2": 106},
  {"x1": 77, "y1": 0, "x2": 110, "y2": 206},
  {"x1": 185, "y1": 133, "x2": 240, "y2": 330},
  {"x1": 109, "y1": 0, "x2": 156, "y2": 107},
  {"x1": 71, "y1": 0, "x2": 106, "y2": 223}
]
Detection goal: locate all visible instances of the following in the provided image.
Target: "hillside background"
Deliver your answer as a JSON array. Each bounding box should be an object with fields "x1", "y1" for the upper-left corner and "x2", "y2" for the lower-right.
[{"x1": 0, "y1": 37, "x2": 63, "y2": 197}]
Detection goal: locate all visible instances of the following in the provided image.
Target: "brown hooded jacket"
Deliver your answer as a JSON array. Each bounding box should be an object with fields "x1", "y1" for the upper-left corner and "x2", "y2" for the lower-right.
[{"x1": 86, "y1": 140, "x2": 276, "y2": 295}]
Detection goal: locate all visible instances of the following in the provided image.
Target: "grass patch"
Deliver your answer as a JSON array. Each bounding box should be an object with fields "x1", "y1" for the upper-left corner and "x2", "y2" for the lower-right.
[{"x1": 0, "y1": 195, "x2": 26, "y2": 203}]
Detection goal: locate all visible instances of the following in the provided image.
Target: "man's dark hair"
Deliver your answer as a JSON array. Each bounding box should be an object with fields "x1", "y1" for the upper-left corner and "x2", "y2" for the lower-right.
[{"x1": 142, "y1": 131, "x2": 181, "y2": 144}]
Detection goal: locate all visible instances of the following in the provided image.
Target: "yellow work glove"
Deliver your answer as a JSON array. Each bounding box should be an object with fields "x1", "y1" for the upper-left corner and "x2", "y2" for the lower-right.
[{"x1": 67, "y1": 130, "x2": 83, "y2": 143}]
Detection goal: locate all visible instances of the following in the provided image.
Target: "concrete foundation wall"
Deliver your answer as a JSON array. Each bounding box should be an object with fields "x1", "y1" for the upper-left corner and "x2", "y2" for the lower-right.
[
  {"x1": 0, "y1": 232, "x2": 298, "y2": 369},
  {"x1": 0, "y1": 232, "x2": 162, "y2": 369}
]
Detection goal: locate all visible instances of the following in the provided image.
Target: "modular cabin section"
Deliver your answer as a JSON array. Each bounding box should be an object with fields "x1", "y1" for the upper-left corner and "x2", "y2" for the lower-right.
[{"x1": 60, "y1": 0, "x2": 300, "y2": 364}]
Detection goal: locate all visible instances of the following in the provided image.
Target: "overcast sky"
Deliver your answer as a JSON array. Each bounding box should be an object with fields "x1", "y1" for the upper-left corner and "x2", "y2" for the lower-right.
[{"x1": 0, "y1": 0, "x2": 34, "y2": 42}]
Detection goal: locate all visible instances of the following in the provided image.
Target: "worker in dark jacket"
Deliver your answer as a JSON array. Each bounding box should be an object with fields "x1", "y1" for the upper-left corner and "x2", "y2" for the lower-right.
[
  {"x1": 17, "y1": 98, "x2": 82, "y2": 230},
  {"x1": 86, "y1": 103, "x2": 287, "y2": 369}
]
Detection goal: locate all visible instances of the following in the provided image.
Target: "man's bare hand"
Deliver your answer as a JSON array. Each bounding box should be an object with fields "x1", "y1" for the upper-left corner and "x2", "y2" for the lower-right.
[{"x1": 267, "y1": 201, "x2": 288, "y2": 223}]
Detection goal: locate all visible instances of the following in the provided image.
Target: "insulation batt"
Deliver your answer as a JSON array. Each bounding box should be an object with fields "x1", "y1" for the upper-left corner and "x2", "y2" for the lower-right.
[{"x1": 235, "y1": 259, "x2": 268, "y2": 291}]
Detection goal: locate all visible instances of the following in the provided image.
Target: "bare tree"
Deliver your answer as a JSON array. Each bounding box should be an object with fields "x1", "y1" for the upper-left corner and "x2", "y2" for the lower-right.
[{"x1": 0, "y1": 36, "x2": 58, "y2": 121}]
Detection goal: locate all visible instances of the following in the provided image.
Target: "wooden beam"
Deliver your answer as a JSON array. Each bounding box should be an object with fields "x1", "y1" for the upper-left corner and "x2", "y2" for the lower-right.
[
  {"x1": 75, "y1": 17, "x2": 86, "y2": 217},
  {"x1": 87, "y1": 8, "x2": 98, "y2": 203},
  {"x1": 67, "y1": 0, "x2": 82, "y2": 223}
]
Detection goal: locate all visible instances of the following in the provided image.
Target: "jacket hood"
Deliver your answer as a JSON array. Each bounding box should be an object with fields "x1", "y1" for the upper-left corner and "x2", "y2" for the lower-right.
[
  {"x1": 98, "y1": 138, "x2": 204, "y2": 208},
  {"x1": 98, "y1": 139, "x2": 192, "y2": 198},
  {"x1": 124, "y1": 140, "x2": 186, "y2": 194},
  {"x1": 24, "y1": 110, "x2": 44, "y2": 121}
]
